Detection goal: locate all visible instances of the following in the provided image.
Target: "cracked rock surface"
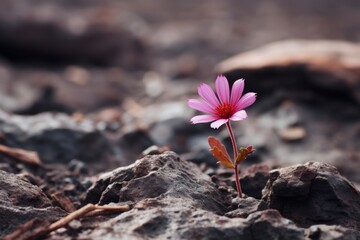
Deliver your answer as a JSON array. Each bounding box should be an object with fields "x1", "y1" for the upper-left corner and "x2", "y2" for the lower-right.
[
  {"x1": 81, "y1": 152, "x2": 305, "y2": 240},
  {"x1": 3, "y1": 150, "x2": 360, "y2": 239},
  {"x1": 84, "y1": 151, "x2": 229, "y2": 213},
  {"x1": 262, "y1": 161, "x2": 360, "y2": 231},
  {"x1": 0, "y1": 110, "x2": 110, "y2": 164},
  {"x1": 0, "y1": 170, "x2": 65, "y2": 238}
]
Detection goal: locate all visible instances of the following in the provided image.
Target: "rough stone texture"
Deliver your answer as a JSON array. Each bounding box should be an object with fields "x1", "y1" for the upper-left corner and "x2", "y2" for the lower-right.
[
  {"x1": 306, "y1": 225, "x2": 360, "y2": 240},
  {"x1": 7, "y1": 151, "x2": 360, "y2": 240},
  {"x1": 82, "y1": 205, "x2": 305, "y2": 240},
  {"x1": 81, "y1": 152, "x2": 307, "y2": 240},
  {"x1": 216, "y1": 40, "x2": 360, "y2": 104},
  {"x1": 226, "y1": 197, "x2": 266, "y2": 218},
  {"x1": 247, "y1": 210, "x2": 305, "y2": 240},
  {"x1": 262, "y1": 162, "x2": 360, "y2": 231},
  {"x1": 240, "y1": 163, "x2": 271, "y2": 199},
  {"x1": 0, "y1": 110, "x2": 110, "y2": 163},
  {"x1": 83, "y1": 151, "x2": 229, "y2": 213},
  {"x1": 0, "y1": 170, "x2": 65, "y2": 238}
]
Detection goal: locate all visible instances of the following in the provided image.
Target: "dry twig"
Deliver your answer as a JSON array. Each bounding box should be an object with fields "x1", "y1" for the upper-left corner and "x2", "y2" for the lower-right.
[
  {"x1": 4, "y1": 203, "x2": 130, "y2": 240},
  {"x1": 0, "y1": 144, "x2": 42, "y2": 166},
  {"x1": 83, "y1": 204, "x2": 131, "y2": 217}
]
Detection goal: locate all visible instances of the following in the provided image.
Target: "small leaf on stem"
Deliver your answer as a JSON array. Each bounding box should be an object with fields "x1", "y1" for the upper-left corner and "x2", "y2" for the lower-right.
[
  {"x1": 235, "y1": 145, "x2": 255, "y2": 165},
  {"x1": 210, "y1": 146, "x2": 234, "y2": 169},
  {"x1": 208, "y1": 136, "x2": 231, "y2": 159},
  {"x1": 208, "y1": 136, "x2": 234, "y2": 169}
]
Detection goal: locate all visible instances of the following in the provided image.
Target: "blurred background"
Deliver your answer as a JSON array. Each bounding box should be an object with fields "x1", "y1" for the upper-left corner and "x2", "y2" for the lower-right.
[{"x1": 0, "y1": 0, "x2": 360, "y2": 184}]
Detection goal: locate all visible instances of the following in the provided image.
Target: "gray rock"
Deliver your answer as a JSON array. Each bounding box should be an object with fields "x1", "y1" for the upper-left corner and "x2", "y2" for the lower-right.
[
  {"x1": 240, "y1": 163, "x2": 271, "y2": 199},
  {"x1": 81, "y1": 152, "x2": 306, "y2": 240},
  {"x1": 0, "y1": 170, "x2": 65, "y2": 238},
  {"x1": 81, "y1": 198, "x2": 304, "y2": 240},
  {"x1": 262, "y1": 162, "x2": 360, "y2": 230},
  {"x1": 306, "y1": 225, "x2": 360, "y2": 240},
  {"x1": 226, "y1": 197, "x2": 266, "y2": 218},
  {"x1": 216, "y1": 39, "x2": 360, "y2": 104},
  {"x1": 83, "y1": 151, "x2": 229, "y2": 213},
  {"x1": 181, "y1": 209, "x2": 305, "y2": 240},
  {"x1": 247, "y1": 209, "x2": 305, "y2": 240},
  {"x1": 84, "y1": 197, "x2": 252, "y2": 240},
  {"x1": 0, "y1": 110, "x2": 110, "y2": 163}
]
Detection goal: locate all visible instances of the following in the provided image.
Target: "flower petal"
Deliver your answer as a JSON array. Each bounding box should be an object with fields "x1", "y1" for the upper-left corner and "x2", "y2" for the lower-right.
[
  {"x1": 230, "y1": 110, "x2": 248, "y2": 121},
  {"x1": 235, "y1": 92, "x2": 257, "y2": 111},
  {"x1": 210, "y1": 119, "x2": 228, "y2": 129},
  {"x1": 215, "y1": 75, "x2": 230, "y2": 104},
  {"x1": 198, "y1": 83, "x2": 220, "y2": 108},
  {"x1": 230, "y1": 79, "x2": 244, "y2": 106},
  {"x1": 187, "y1": 99, "x2": 215, "y2": 114},
  {"x1": 190, "y1": 115, "x2": 218, "y2": 124}
]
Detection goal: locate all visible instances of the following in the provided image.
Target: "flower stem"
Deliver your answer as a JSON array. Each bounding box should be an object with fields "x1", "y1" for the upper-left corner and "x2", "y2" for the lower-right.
[
  {"x1": 226, "y1": 122, "x2": 238, "y2": 160},
  {"x1": 234, "y1": 165, "x2": 242, "y2": 198},
  {"x1": 226, "y1": 122, "x2": 242, "y2": 198}
]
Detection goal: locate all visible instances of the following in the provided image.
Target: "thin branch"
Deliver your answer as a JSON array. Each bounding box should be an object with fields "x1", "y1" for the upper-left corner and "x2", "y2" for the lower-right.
[
  {"x1": 83, "y1": 205, "x2": 130, "y2": 217},
  {"x1": 49, "y1": 204, "x2": 96, "y2": 231},
  {"x1": 4, "y1": 203, "x2": 131, "y2": 240},
  {"x1": 0, "y1": 144, "x2": 42, "y2": 166}
]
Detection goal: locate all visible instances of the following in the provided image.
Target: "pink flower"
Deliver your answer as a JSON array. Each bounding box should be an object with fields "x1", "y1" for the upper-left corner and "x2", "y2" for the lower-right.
[{"x1": 188, "y1": 75, "x2": 256, "y2": 129}]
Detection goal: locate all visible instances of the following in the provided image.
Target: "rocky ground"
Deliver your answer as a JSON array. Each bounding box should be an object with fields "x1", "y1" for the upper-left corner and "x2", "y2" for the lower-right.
[{"x1": 1, "y1": 0, "x2": 360, "y2": 239}]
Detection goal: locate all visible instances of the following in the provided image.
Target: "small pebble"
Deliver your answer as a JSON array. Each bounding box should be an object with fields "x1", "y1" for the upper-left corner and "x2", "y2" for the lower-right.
[
  {"x1": 278, "y1": 126, "x2": 306, "y2": 142},
  {"x1": 69, "y1": 220, "x2": 82, "y2": 229}
]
